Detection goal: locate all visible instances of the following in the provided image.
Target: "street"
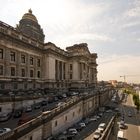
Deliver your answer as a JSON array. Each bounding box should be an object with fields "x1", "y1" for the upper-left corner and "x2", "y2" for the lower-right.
[{"x1": 121, "y1": 94, "x2": 140, "y2": 140}]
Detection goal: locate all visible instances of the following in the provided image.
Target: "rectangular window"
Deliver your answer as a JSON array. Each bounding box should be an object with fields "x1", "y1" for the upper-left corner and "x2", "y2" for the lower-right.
[
  {"x1": 30, "y1": 57, "x2": 33, "y2": 65},
  {"x1": 24, "y1": 83, "x2": 27, "y2": 89},
  {"x1": 21, "y1": 54, "x2": 26, "y2": 63},
  {"x1": 73, "y1": 112, "x2": 75, "y2": 117},
  {"x1": 70, "y1": 64, "x2": 73, "y2": 70},
  {"x1": 70, "y1": 73, "x2": 72, "y2": 79},
  {"x1": 11, "y1": 67, "x2": 16, "y2": 76},
  {"x1": 0, "y1": 83, "x2": 5, "y2": 89},
  {"x1": 63, "y1": 63, "x2": 65, "y2": 80},
  {"x1": 30, "y1": 70, "x2": 34, "y2": 77},
  {"x1": 21, "y1": 68, "x2": 25, "y2": 77},
  {"x1": 0, "y1": 49, "x2": 3, "y2": 59},
  {"x1": 37, "y1": 71, "x2": 40, "y2": 78},
  {"x1": 13, "y1": 83, "x2": 18, "y2": 89},
  {"x1": 30, "y1": 136, "x2": 32, "y2": 140},
  {"x1": 10, "y1": 51, "x2": 16, "y2": 62},
  {"x1": 37, "y1": 59, "x2": 40, "y2": 67},
  {"x1": 0, "y1": 65, "x2": 3, "y2": 75},
  {"x1": 65, "y1": 116, "x2": 67, "y2": 121},
  {"x1": 83, "y1": 63, "x2": 85, "y2": 70},
  {"x1": 55, "y1": 120, "x2": 57, "y2": 127},
  {"x1": 78, "y1": 108, "x2": 81, "y2": 113}
]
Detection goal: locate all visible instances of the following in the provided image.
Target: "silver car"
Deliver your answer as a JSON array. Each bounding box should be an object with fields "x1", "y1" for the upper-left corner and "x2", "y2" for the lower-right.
[{"x1": 0, "y1": 128, "x2": 11, "y2": 136}]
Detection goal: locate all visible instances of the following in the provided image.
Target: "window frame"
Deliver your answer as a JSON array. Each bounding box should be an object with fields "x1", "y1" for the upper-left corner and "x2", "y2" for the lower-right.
[
  {"x1": 0, "y1": 48, "x2": 3, "y2": 59},
  {"x1": 30, "y1": 57, "x2": 34, "y2": 65},
  {"x1": 11, "y1": 67, "x2": 16, "y2": 76},
  {"x1": 21, "y1": 54, "x2": 26, "y2": 64},
  {"x1": 10, "y1": 51, "x2": 16, "y2": 62},
  {"x1": 0, "y1": 65, "x2": 4, "y2": 75}
]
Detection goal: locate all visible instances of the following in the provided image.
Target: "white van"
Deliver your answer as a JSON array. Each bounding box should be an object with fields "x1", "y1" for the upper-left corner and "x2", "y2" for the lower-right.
[{"x1": 117, "y1": 130, "x2": 124, "y2": 140}]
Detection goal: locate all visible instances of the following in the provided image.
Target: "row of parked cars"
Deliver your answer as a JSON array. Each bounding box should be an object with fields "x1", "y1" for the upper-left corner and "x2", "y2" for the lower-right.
[
  {"x1": 47, "y1": 111, "x2": 105, "y2": 140},
  {"x1": 0, "y1": 101, "x2": 48, "y2": 124}
]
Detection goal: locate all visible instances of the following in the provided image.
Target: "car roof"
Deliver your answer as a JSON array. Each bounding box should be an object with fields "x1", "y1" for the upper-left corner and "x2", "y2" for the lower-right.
[
  {"x1": 117, "y1": 130, "x2": 124, "y2": 138},
  {"x1": 99, "y1": 123, "x2": 106, "y2": 126}
]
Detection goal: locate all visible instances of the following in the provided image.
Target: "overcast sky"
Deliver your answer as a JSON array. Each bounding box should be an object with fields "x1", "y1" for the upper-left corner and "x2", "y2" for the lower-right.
[{"x1": 1, "y1": 0, "x2": 140, "y2": 83}]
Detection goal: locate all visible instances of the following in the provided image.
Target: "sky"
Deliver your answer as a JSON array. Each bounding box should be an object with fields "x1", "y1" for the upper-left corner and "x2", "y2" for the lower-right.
[{"x1": 1, "y1": 0, "x2": 140, "y2": 83}]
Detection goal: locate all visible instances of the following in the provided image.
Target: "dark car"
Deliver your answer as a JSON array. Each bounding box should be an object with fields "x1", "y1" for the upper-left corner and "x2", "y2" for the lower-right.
[
  {"x1": 13, "y1": 110, "x2": 23, "y2": 118},
  {"x1": 0, "y1": 112, "x2": 12, "y2": 122},
  {"x1": 128, "y1": 111, "x2": 132, "y2": 117},
  {"x1": 34, "y1": 104, "x2": 41, "y2": 109},
  {"x1": 41, "y1": 100, "x2": 47, "y2": 106},
  {"x1": 18, "y1": 114, "x2": 32, "y2": 126}
]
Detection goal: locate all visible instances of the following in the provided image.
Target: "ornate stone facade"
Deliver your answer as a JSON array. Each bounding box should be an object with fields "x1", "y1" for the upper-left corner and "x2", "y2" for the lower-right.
[{"x1": 0, "y1": 10, "x2": 98, "y2": 95}]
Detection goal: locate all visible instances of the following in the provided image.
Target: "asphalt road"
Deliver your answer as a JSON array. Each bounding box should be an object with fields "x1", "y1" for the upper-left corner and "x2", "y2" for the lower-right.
[
  {"x1": 84, "y1": 113, "x2": 114, "y2": 140},
  {"x1": 74, "y1": 111, "x2": 115, "y2": 140},
  {"x1": 120, "y1": 94, "x2": 140, "y2": 140}
]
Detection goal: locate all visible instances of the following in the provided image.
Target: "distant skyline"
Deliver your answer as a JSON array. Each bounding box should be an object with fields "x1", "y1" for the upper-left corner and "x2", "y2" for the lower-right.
[{"x1": 1, "y1": 0, "x2": 140, "y2": 83}]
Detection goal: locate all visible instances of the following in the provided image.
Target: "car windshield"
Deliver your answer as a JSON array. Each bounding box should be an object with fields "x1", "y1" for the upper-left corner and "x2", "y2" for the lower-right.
[
  {"x1": 95, "y1": 132, "x2": 100, "y2": 135},
  {"x1": 99, "y1": 126, "x2": 104, "y2": 129}
]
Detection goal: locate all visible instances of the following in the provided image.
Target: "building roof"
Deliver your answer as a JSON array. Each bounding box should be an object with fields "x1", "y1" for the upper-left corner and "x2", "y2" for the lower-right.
[{"x1": 22, "y1": 9, "x2": 38, "y2": 23}]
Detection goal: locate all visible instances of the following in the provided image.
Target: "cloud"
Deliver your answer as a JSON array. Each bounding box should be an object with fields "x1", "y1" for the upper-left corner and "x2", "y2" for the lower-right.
[
  {"x1": 98, "y1": 55, "x2": 140, "y2": 83},
  {"x1": 124, "y1": 0, "x2": 140, "y2": 17},
  {"x1": 121, "y1": 21, "x2": 140, "y2": 29},
  {"x1": 1, "y1": 0, "x2": 140, "y2": 83}
]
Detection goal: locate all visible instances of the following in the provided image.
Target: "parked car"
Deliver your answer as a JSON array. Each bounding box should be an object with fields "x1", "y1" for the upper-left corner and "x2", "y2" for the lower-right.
[
  {"x1": 117, "y1": 130, "x2": 124, "y2": 140},
  {"x1": 128, "y1": 111, "x2": 132, "y2": 117},
  {"x1": 13, "y1": 109, "x2": 23, "y2": 118},
  {"x1": 98, "y1": 123, "x2": 106, "y2": 132},
  {"x1": 68, "y1": 128, "x2": 78, "y2": 135},
  {"x1": 0, "y1": 112, "x2": 12, "y2": 122},
  {"x1": 18, "y1": 114, "x2": 32, "y2": 126},
  {"x1": 98, "y1": 113, "x2": 103, "y2": 117},
  {"x1": 41, "y1": 100, "x2": 47, "y2": 106},
  {"x1": 34, "y1": 104, "x2": 41, "y2": 109},
  {"x1": 106, "y1": 109, "x2": 112, "y2": 113},
  {"x1": 120, "y1": 120, "x2": 125, "y2": 125},
  {"x1": 57, "y1": 102, "x2": 65, "y2": 107},
  {"x1": 89, "y1": 116, "x2": 98, "y2": 122},
  {"x1": 119, "y1": 123, "x2": 125, "y2": 129},
  {"x1": 0, "y1": 128, "x2": 11, "y2": 136},
  {"x1": 25, "y1": 106, "x2": 32, "y2": 112},
  {"x1": 79, "y1": 122, "x2": 86, "y2": 129},
  {"x1": 93, "y1": 129, "x2": 102, "y2": 140},
  {"x1": 83, "y1": 118, "x2": 90, "y2": 125}
]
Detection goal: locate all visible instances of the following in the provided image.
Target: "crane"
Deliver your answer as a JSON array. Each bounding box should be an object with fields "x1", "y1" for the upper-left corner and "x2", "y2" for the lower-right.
[
  {"x1": 120, "y1": 75, "x2": 127, "y2": 83},
  {"x1": 120, "y1": 75, "x2": 140, "y2": 83}
]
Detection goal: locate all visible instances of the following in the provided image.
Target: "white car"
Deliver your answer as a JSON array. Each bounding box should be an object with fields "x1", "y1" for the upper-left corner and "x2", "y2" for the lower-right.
[
  {"x1": 98, "y1": 123, "x2": 106, "y2": 132},
  {"x1": 89, "y1": 116, "x2": 97, "y2": 121},
  {"x1": 25, "y1": 106, "x2": 32, "y2": 112},
  {"x1": 57, "y1": 102, "x2": 65, "y2": 107},
  {"x1": 117, "y1": 130, "x2": 124, "y2": 140},
  {"x1": 120, "y1": 120, "x2": 125, "y2": 125},
  {"x1": 93, "y1": 129, "x2": 102, "y2": 140},
  {"x1": 0, "y1": 128, "x2": 11, "y2": 136},
  {"x1": 68, "y1": 128, "x2": 78, "y2": 135},
  {"x1": 79, "y1": 122, "x2": 86, "y2": 128}
]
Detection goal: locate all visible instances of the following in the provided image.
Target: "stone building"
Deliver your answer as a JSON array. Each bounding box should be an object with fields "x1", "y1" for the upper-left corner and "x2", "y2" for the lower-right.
[{"x1": 0, "y1": 9, "x2": 98, "y2": 95}]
